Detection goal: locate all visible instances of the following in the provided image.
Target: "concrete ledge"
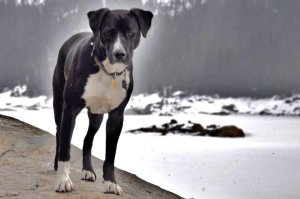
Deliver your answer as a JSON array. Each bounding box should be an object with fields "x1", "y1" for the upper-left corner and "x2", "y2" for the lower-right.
[{"x1": 0, "y1": 114, "x2": 182, "y2": 199}]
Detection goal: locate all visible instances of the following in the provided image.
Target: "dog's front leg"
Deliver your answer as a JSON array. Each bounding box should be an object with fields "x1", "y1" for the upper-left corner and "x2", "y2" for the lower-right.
[
  {"x1": 103, "y1": 111, "x2": 124, "y2": 195},
  {"x1": 55, "y1": 104, "x2": 82, "y2": 192}
]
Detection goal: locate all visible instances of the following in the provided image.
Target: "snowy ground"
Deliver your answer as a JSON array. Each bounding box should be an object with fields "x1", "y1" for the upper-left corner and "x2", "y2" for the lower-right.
[
  {"x1": 1, "y1": 86, "x2": 300, "y2": 116},
  {"x1": 1, "y1": 88, "x2": 300, "y2": 199},
  {"x1": 128, "y1": 92, "x2": 300, "y2": 116}
]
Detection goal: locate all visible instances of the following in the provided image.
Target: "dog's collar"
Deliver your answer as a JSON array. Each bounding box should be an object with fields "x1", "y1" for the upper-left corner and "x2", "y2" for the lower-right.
[
  {"x1": 94, "y1": 56, "x2": 129, "y2": 79},
  {"x1": 94, "y1": 56, "x2": 129, "y2": 89}
]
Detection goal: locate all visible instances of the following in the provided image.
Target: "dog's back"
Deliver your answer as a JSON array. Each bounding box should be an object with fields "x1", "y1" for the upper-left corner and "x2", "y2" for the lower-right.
[{"x1": 55, "y1": 32, "x2": 92, "y2": 81}]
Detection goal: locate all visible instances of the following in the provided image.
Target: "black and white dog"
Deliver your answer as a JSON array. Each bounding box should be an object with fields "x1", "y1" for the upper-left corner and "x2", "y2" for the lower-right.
[{"x1": 52, "y1": 8, "x2": 153, "y2": 195}]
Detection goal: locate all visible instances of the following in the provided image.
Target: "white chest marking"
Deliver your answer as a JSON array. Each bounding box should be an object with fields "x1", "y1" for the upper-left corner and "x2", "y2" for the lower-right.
[{"x1": 82, "y1": 65, "x2": 130, "y2": 114}]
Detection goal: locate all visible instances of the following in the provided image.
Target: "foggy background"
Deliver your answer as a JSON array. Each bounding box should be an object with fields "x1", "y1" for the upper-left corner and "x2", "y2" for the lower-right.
[{"x1": 1, "y1": 0, "x2": 300, "y2": 97}]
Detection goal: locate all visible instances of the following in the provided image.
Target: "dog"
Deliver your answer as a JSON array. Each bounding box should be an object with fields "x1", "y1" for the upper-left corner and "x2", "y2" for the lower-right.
[{"x1": 52, "y1": 8, "x2": 153, "y2": 195}]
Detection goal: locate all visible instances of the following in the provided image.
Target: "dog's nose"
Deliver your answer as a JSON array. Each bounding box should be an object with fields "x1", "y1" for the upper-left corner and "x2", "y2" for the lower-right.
[{"x1": 114, "y1": 51, "x2": 126, "y2": 61}]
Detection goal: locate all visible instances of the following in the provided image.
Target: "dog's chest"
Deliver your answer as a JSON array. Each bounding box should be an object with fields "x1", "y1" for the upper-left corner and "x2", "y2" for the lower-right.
[{"x1": 82, "y1": 70, "x2": 130, "y2": 114}]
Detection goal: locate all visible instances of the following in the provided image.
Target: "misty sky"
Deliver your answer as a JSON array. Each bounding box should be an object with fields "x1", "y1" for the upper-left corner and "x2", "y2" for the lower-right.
[{"x1": 1, "y1": 0, "x2": 300, "y2": 97}]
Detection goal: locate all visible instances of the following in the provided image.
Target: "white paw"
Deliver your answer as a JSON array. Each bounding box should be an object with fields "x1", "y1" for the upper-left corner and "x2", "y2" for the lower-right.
[
  {"x1": 54, "y1": 161, "x2": 74, "y2": 192},
  {"x1": 103, "y1": 181, "x2": 123, "y2": 195},
  {"x1": 82, "y1": 170, "x2": 96, "y2": 181},
  {"x1": 55, "y1": 175, "x2": 74, "y2": 192}
]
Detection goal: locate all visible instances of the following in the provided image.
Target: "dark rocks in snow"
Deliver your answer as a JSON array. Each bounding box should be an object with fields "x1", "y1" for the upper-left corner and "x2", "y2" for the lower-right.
[
  {"x1": 259, "y1": 109, "x2": 272, "y2": 116},
  {"x1": 284, "y1": 96, "x2": 300, "y2": 104},
  {"x1": 128, "y1": 119, "x2": 245, "y2": 138},
  {"x1": 126, "y1": 104, "x2": 153, "y2": 115},
  {"x1": 130, "y1": 125, "x2": 169, "y2": 135},
  {"x1": 159, "y1": 112, "x2": 173, "y2": 116},
  {"x1": 206, "y1": 124, "x2": 218, "y2": 129},
  {"x1": 187, "y1": 121, "x2": 205, "y2": 132},
  {"x1": 10, "y1": 85, "x2": 27, "y2": 97},
  {"x1": 211, "y1": 111, "x2": 230, "y2": 116},
  {"x1": 174, "y1": 106, "x2": 191, "y2": 112},
  {"x1": 211, "y1": 104, "x2": 238, "y2": 115},
  {"x1": 0, "y1": 108, "x2": 15, "y2": 111},
  {"x1": 206, "y1": 125, "x2": 245, "y2": 137},
  {"x1": 27, "y1": 104, "x2": 40, "y2": 110},
  {"x1": 128, "y1": 92, "x2": 300, "y2": 116},
  {"x1": 222, "y1": 104, "x2": 238, "y2": 113},
  {"x1": 293, "y1": 107, "x2": 300, "y2": 115}
]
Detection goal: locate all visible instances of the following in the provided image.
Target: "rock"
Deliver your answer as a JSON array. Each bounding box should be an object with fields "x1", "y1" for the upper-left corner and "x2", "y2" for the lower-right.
[
  {"x1": 26, "y1": 104, "x2": 40, "y2": 110},
  {"x1": 187, "y1": 121, "x2": 205, "y2": 133},
  {"x1": 285, "y1": 96, "x2": 300, "y2": 104},
  {"x1": 211, "y1": 111, "x2": 230, "y2": 116},
  {"x1": 174, "y1": 106, "x2": 191, "y2": 112},
  {"x1": 128, "y1": 119, "x2": 245, "y2": 138},
  {"x1": 137, "y1": 104, "x2": 153, "y2": 115},
  {"x1": 162, "y1": 120, "x2": 177, "y2": 129},
  {"x1": 206, "y1": 124, "x2": 219, "y2": 130},
  {"x1": 222, "y1": 104, "x2": 238, "y2": 113},
  {"x1": 0, "y1": 114, "x2": 182, "y2": 199},
  {"x1": 259, "y1": 109, "x2": 272, "y2": 115},
  {"x1": 129, "y1": 125, "x2": 169, "y2": 135},
  {"x1": 159, "y1": 112, "x2": 173, "y2": 116},
  {"x1": 170, "y1": 119, "x2": 178, "y2": 124},
  {"x1": 207, "y1": 125, "x2": 245, "y2": 137}
]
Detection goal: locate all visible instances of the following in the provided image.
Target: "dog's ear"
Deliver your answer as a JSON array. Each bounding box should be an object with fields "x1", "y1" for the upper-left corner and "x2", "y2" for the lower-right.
[
  {"x1": 87, "y1": 8, "x2": 110, "y2": 33},
  {"x1": 130, "y1": 8, "x2": 153, "y2": 38}
]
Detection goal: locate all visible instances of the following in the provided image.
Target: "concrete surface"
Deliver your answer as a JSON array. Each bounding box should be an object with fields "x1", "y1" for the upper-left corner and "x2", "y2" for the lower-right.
[{"x1": 0, "y1": 114, "x2": 183, "y2": 199}]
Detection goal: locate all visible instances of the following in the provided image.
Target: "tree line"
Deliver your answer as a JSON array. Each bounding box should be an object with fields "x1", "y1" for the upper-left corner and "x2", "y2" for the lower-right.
[{"x1": 1, "y1": 0, "x2": 300, "y2": 97}]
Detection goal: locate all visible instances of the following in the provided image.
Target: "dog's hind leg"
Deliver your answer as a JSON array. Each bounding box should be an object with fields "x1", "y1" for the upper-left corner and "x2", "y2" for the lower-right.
[
  {"x1": 82, "y1": 110, "x2": 103, "y2": 182},
  {"x1": 52, "y1": 53, "x2": 66, "y2": 171}
]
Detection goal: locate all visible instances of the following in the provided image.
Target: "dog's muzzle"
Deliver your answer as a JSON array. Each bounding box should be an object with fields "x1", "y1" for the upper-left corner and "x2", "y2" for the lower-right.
[{"x1": 113, "y1": 50, "x2": 126, "y2": 62}]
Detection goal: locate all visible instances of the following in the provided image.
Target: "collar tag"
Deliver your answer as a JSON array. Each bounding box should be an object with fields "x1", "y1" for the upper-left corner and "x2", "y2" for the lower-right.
[
  {"x1": 111, "y1": 79, "x2": 117, "y2": 89},
  {"x1": 111, "y1": 73, "x2": 117, "y2": 88}
]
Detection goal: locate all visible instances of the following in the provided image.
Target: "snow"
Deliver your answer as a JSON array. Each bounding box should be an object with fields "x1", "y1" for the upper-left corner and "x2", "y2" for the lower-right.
[
  {"x1": 15, "y1": 0, "x2": 45, "y2": 6},
  {"x1": 1, "y1": 89, "x2": 300, "y2": 199},
  {"x1": 127, "y1": 92, "x2": 300, "y2": 116},
  {"x1": 2, "y1": 87, "x2": 300, "y2": 116},
  {"x1": 0, "y1": 88, "x2": 51, "y2": 111}
]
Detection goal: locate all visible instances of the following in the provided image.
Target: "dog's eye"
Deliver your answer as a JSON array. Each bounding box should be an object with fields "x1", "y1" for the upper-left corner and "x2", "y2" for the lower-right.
[
  {"x1": 126, "y1": 31, "x2": 135, "y2": 38},
  {"x1": 104, "y1": 31, "x2": 112, "y2": 38},
  {"x1": 103, "y1": 30, "x2": 115, "y2": 40}
]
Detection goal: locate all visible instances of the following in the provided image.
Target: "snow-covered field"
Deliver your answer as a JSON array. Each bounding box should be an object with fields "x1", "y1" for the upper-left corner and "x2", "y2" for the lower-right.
[
  {"x1": 1, "y1": 86, "x2": 300, "y2": 116},
  {"x1": 1, "y1": 88, "x2": 300, "y2": 199},
  {"x1": 128, "y1": 92, "x2": 300, "y2": 116}
]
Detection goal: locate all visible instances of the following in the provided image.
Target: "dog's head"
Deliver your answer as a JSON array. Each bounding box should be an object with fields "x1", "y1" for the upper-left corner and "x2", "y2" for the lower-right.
[{"x1": 88, "y1": 8, "x2": 153, "y2": 72}]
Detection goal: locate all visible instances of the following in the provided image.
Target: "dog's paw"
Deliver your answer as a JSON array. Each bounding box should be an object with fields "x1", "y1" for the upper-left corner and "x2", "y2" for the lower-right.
[
  {"x1": 81, "y1": 170, "x2": 96, "y2": 182},
  {"x1": 55, "y1": 175, "x2": 74, "y2": 192},
  {"x1": 54, "y1": 161, "x2": 74, "y2": 192},
  {"x1": 103, "y1": 181, "x2": 123, "y2": 195}
]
